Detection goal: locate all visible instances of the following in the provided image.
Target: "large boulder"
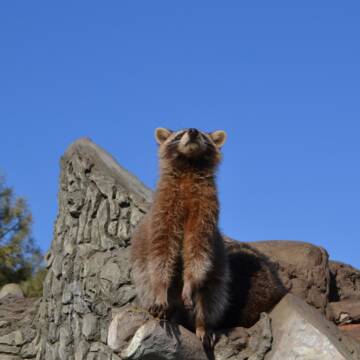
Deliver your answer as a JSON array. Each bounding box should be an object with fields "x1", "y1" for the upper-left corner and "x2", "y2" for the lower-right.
[
  {"x1": 266, "y1": 294, "x2": 360, "y2": 359},
  {"x1": 108, "y1": 307, "x2": 208, "y2": 360},
  {"x1": 0, "y1": 284, "x2": 24, "y2": 300}
]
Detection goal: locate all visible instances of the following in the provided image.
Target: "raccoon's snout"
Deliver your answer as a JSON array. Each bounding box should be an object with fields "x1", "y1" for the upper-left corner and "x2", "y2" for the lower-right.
[{"x1": 188, "y1": 128, "x2": 199, "y2": 140}]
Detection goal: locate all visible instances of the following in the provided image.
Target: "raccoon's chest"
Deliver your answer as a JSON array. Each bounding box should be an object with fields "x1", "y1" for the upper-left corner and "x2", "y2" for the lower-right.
[{"x1": 176, "y1": 174, "x2": 201, "y2": 220}]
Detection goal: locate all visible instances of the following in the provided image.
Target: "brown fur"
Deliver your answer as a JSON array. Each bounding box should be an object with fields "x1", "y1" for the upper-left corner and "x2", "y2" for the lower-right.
[
  {"x1": 131, "y1": 128, "x2": 230, "y2": 344},
  {"x1": 221, "y1": 239, "x2": 287, "y2": 329}
]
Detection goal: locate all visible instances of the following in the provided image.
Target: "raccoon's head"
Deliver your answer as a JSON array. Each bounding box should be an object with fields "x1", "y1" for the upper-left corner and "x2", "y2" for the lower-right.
[{"x1": 155, "y1": 127, "x2": 227, "y2": 171}]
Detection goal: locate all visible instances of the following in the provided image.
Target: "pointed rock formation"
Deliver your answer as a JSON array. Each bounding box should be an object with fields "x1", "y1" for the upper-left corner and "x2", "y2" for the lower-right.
[{"x1": 36, "y1": 138, "x2": 151, "y2": 360}]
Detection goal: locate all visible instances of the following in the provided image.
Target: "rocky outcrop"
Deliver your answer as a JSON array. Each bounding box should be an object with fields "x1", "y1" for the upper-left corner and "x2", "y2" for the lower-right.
[
  {"x1": 329, "y1": 261, "x2": 360, "y2": 302},
  {"x1": 0, "y1": 284, "x2": 24, "y2": 300},
  {"x1": 0, "y1": 138, "x2": 359, "y2": 360},
  {"x1": 107, "y1": 294, "x2": 360, "y2": 360},
  {"x1": 267, "y1": 294, "x2": 360, "y2": 359},
  {"x1": 0, "y1": 295, "x2": 39, "y2": 359},
  {"x1": 107, "y1": 307, "x2": 273, "y2": 360},
  {"x1": 328, "y1": 261, "x2": 360, "y2": 343},
  {"x1": 36, "y1": 138, "x2": 151, "y2": 360},
  {"x1": 108, "y1": 307, "x2": 209, "y2": 360},
  {"x1": 214, "y1": 313, "x2": 272, "y2": 360}
]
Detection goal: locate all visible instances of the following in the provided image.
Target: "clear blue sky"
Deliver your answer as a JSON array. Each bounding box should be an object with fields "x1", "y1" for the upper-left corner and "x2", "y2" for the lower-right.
[{"x1": 0, "y1": 2, "x2": 359, "y2": 268}]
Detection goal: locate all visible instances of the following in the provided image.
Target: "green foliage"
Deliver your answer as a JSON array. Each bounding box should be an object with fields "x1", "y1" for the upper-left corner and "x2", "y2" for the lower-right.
[{"x1": 0, "y1": 175, "x2": 43, "y2": 290}]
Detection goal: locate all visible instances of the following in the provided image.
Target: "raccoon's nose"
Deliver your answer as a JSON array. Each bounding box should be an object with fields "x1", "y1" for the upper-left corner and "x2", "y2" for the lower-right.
[{"x1": 188, "y1": 128, "x2": 199, "y2": 139}]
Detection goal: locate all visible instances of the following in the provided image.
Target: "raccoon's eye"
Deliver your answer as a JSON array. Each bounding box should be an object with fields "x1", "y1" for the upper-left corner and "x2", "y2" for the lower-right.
[{"x1": 174, "y1": 133, "x2": 183, "y2": 141}]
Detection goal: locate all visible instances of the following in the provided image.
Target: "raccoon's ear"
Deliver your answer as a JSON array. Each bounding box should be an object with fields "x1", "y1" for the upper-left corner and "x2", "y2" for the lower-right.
[
  {"x1": 210, "y1": 130, "x2": 227, "y2": 148},
  {"x1": 155, "y1": 128, "x2": 173, "y2": 144}
]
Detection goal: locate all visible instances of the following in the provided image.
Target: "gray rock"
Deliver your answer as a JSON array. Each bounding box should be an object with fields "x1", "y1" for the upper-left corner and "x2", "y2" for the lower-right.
[
  {"x1": 0, "y1": 320, "x2": 9, "y2": 328},
  {"x1": 122, "y1": 319, "x2": 207, "y2": 360},
  {"x1": 215, "y1": 327, "x2": 249, "y2": 359},
  {"x1": 32, "y1": 138, "x2": 151, "y2": 360},
  {"x1": 89, "y1": 342, "x2": 113, "y2": 359},
  {"x1": 108, "y1": 306, "x2": 209, "y2": 359},
  {"x1": 0, "y1": 344, "x2": 20, "y2": 354},
  {"x1": 58, "y1": 325, "x2": 72, "y2": 360},
  {"x1": 0, "y1": 355, "x2": 21, "y2": 360},
  {"x1": 0, "y1": 296, "x2": 39, "y2": 359},
  {"x1": 51, "y1": 256, "x2": 63, "y2": 279},
  {"x1": 21, "y1": 333, "x2": 40, "y2": 358},
  {"x1": 246, "y1": 313, "x2": 272, "y2": 360},
  {"x1": 329, "y1": 260, "x2": 360, "y2": 301},
  {"x1": 215, "y1": 313, "x2": 272, "y2": 360},
  {"x1": 0, "y1": 284, "x2": 24, "y2": 300},
  {"x1": 266, "y1": 294, "x2": 360, "y2": 360},
  {"x1": 44, "y1": 250, "x2": 54, "y2": 269},
  {"x1": 74, "y1": 340, "x2": 90, "y2": 360},
  {"x1": 108, "y1": 307, "x2": 151, "y2": 352},
  {"x1": 82, "y1": 313, "x2": 98, "y2": 340},
  {"x1": 109, "y1": 308, "x2": 272, "y2": 360},
  {"x1": 0, "y1": 331, "x2": 25, "y2": 346}
]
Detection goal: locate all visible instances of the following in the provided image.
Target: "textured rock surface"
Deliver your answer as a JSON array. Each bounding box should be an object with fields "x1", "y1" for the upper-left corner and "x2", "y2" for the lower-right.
[
  {"x1": 0, "y1": 284, "x2": 24, "y2": 300},
  {"x1": 339, "y1": 324, "x2": 360, "y2": 341},
  {"x1": 329, "y1": 261, "x2": 360, "y2": 301},
  {"x1": 108, "y1": 307, "x2": 272, "y2": 360},
  {"x1": 266, "y1": 294, "x2": 360, "y2": 360},
  {"x1": 108, "y1": 307, "x2": 151, "y2": 354},
  {"x1": 0, "y1": 296, "x2": 39, "y2": 359},
  {"x1": 35, "y1": 138, "x2": 152, "y2": 360},
  {"x1": 328, "y1": 299, "x2": 360, "y2": 325},
  {"x1": 0, "y1": 138, "x2": 359, "y2": 359},
  {"x1": 109, "y1": 307, "x2": 208, "y2": 360},
  {"x1": 215, "y1": 313, "x2": 272, "y2": 360},
  {"x1": 328, "y1": 260, "x2": 360, "y2": 334}
]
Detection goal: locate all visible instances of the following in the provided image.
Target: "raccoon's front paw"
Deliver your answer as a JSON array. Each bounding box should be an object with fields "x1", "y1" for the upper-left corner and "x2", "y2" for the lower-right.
[
  {"x1": 181, "y1": 282, "x2": 194, "y2": 311},
  {"x1": 148, "y1": 302, "x2": 169, "y2": 319}
]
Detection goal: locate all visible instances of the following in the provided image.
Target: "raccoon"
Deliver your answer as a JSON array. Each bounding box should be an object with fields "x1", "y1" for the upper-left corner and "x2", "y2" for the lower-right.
[{"x1": 131, "y1": 127, "x2": 230, "y2": 346}]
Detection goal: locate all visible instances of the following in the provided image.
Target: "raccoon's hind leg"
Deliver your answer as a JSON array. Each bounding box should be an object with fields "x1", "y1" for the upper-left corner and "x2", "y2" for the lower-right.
[{"x1": 194, "y1": 292, "x2": 216, "y2": 349}]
